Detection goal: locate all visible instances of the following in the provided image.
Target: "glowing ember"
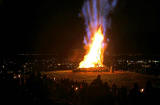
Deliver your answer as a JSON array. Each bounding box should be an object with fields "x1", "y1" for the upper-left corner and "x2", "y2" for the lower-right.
[{"x1": 79, "y1": 26, "x2": 105, "y2": 68}]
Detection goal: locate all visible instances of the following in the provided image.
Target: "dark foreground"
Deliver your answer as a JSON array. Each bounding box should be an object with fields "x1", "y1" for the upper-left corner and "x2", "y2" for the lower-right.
[
  {"x1": 0, "y1": 71, "x2": 160, "y2": 105},
  {"x1": 42, "y1": 70, "x2": 160, "y2": 88}
]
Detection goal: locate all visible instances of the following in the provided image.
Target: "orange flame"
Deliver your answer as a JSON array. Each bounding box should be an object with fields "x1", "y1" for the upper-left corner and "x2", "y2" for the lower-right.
[{"x1": 79, "y1": 26, "x2": 105, "y2": 68}]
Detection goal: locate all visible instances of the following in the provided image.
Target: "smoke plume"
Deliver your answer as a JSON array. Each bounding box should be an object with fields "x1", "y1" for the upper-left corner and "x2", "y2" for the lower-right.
[{"x1": 81, "y1": 0, "x2": 117, "y2": 45}]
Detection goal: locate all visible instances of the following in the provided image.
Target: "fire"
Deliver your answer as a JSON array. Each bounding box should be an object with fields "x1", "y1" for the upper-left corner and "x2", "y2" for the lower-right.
[
  {"x1": 77, "y1": 0, "x2": 117, "y2": 70},
  {"x1": 79, "y1": 26, "x2": 105, "y2": 68}
]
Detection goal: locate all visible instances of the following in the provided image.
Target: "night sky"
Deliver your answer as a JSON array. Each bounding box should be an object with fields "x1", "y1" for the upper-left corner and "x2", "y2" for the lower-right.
[{"x1": 0, "y1": 0, "x2": 160, "y2": 56}]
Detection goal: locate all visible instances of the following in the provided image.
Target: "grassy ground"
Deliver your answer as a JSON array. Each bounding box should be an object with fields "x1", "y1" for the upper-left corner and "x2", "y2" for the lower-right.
[{"x1": 42, "y1": 70, "x2": 160, "y2": 89}]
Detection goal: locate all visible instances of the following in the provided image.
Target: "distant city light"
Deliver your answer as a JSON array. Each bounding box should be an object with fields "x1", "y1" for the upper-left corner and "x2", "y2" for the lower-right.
[
  {"x1": 53, "y1": 77, "x2": 56, "y2": 81},
  {"x1": 75, "y1": 87, "x2": 79, "y2": 91},
  {"x1": 2, "y1": 65, "x2": 5, "y2": 69},
  {"x1": 18, "y1": 74, "x2": 21, "y2": 78},
  {"x1": 140, "y1": 88, "x2": 144, "y2": 93}
]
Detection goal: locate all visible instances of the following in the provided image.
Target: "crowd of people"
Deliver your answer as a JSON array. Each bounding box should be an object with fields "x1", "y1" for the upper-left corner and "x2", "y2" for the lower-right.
[{"x1": 0, "y1": 72, "x2": 160, "y2": 105}]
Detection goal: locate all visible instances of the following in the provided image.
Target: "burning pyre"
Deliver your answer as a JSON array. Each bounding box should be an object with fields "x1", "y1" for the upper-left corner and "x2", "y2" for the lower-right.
[
  {"x1": 79, "y1": 26, "x2": 104, "y2": 68},
  {"x1": 78, "y1": 0, "x2": 117, "y2": 71}
]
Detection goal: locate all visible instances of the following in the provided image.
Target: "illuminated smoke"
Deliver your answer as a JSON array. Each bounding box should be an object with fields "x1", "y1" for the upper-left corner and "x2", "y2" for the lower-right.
[{"x1": 81, "y1": 0, "x2": 117, "y2": 45}]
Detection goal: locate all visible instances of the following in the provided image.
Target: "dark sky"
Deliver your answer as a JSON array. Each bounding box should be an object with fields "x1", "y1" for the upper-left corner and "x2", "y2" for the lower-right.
[{"x1": 0, "y1": 0, "x2": 160, "y2": 56}]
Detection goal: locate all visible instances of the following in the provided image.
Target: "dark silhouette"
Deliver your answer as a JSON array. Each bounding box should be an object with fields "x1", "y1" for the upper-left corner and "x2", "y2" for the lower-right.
[{"x1": 1, "y1": 73, "x2": 160, "y2": 105}]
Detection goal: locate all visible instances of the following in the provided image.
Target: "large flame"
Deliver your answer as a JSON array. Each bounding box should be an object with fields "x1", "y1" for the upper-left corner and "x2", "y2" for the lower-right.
[
  {"x1": 79, "y1": 26, "x2": 105, "y2": 68},
  {"x1": 78, "y1": 0, "x2": 117, "y2": 69}
]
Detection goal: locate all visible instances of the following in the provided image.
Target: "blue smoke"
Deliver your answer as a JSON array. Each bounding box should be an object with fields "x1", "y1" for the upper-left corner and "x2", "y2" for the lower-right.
[{"x1": 81, "y1": 0, "x2": 117, "y2": 45}]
